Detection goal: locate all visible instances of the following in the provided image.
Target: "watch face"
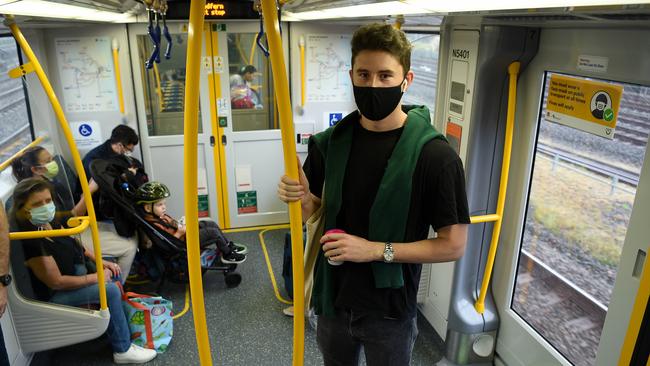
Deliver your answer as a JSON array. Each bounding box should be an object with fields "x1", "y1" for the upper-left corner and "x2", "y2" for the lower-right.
[{"x1": 384, "y1": 245, "x2": 394, "y2": 263}]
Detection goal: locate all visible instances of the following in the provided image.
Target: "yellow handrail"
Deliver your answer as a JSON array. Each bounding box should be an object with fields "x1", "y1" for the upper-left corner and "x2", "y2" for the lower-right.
[
  {"x1": 0, "y1": 136, "x2": 45, "y2": 172},
  {"x1": 474, "y1": 62, "x2": 520, "y2": 314},
  {"x1": 5, "y1": 16, "x2": 108, "y2": 311},
  {"x1": 9, "y1": 216, "x2": 90, "y2": 240},
  {"x1": 259, "y1": 227, "x2": 293, "y2": 305},
  {"x1": 470, "y1": 214, "x2": 500, "y2": 224},
  {"x1": 153, "y1": 63, "x2": 164, "y2": 112},
  {"x1": 260, "y1": 1, "x2": 305, "y2": 365},
  {"x1": 617, "y1": 244, "x2": 650, "y2": 365},
  {"x1": 112, "y1": 39, "x2": 126, "y2": 115},
  {"x1": 299, "y1": 36, "x2": 305, "y2": 109},
  {"x1": 248, "y1": 34, "x2": 257, "y2": 67},
  {"x1": 182, "y1": 0, "x2": 212, "y2": 364}
]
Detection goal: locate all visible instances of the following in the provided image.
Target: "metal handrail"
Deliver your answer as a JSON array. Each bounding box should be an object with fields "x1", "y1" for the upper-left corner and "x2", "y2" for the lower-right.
[
  {"x1": 0, "y1": 136, "x2": 45, "y2": 172},
  {"x1": 261, "y1": 1, "x2": 305, "y2": 364},
  {"x1": 5, "y1": 15, "x2": 108, "y2": 311}
]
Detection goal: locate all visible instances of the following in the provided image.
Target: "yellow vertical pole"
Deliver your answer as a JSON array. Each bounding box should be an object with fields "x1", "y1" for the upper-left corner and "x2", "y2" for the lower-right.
[
  {"x1": 183, "y1": 1, "x2": 213, "y2": 365},
  {"x1": 299, "y1": 36, "x2": 305, "y2": 108},
  {"x1": 618, "y1": 244, "x2": 650, "y2": 365},
  {"x1": 5, "y1": 16, "x2": 108, "y2": 311},
  {"x1": 474, "y1": 62, "x2": 520, "y2": 313},
  {"x1": 111, "y1": 38, "x2": 126, "y2": 115},
  {"x1": 260, "y1": 1, "x2": 305, "y2": 365}
]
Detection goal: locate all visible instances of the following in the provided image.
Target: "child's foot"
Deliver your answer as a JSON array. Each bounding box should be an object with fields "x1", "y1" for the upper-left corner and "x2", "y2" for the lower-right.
[
  {"x1": 229, "y1": 241, "x2": 248, "y2": 255},
  {"x1": 220, "y1": 251, "x2": 246, "y2": 264}
]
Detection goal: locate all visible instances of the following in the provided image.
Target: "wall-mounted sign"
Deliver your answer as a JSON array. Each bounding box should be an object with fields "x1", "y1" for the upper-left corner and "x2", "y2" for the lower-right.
[
  {"x1": 237, "y1": 191, "x2": 258, "y2": 214},
  {"x1": 545, "y1": 74, "x2": 623, "y2": 139},
  {"x1": 70, "y1": 121, "x2": 102, "y2": 149}
]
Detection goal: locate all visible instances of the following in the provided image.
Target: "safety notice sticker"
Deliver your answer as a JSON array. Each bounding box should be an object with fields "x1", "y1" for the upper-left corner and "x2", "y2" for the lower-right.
[{"x1": 545, "y1": 74, "x2": 623, "y2": 139}]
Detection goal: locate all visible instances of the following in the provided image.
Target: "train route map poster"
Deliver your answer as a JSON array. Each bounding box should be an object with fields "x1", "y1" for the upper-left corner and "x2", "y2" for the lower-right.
[
  {"x1": 55, "y1": 37, "x2": 118, "y2": 113},
  {"x1": 306, "y1": 34, "x2": 352, "y2": 103}
]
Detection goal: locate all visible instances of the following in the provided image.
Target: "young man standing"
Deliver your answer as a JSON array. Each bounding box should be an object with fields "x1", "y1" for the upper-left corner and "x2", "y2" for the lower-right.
[{"x1": 278, "y1": 23, "x2": 470, "y2": 365}]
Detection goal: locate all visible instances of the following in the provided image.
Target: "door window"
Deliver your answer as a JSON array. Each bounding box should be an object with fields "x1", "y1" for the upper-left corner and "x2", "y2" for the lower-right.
[
  {"x1": 512, "y1": 72, "x2": 650, "y2": 365},
  {"x1": 402, "y1": 33, "x2": 440, "y2": 116},
  {"x1": 136, "y1": 33, "x2": 202, "y2": 136},
  {"x1": 226, "y1": 33, "x2": 276, "y2": 132}
]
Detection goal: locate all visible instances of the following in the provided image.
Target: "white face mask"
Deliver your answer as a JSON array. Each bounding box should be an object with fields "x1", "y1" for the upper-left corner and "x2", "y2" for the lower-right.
[{"x1": 29, "y1": 202, "x2": 56, "y2": 225}]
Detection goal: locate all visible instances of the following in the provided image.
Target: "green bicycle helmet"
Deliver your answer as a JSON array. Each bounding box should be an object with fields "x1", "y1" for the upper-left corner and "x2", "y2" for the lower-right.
[{"x1": 136, "y1": 181, "x2": 170, "y2": 204}]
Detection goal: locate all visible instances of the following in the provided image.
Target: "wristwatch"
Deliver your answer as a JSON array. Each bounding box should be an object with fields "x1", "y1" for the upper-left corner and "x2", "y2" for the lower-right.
[
  {"x1": 0, "y1": 274, "x2": 12, "y2": 287},
  {"x1": 383, "y1": 242, "x2": 394, "y2": 263}
]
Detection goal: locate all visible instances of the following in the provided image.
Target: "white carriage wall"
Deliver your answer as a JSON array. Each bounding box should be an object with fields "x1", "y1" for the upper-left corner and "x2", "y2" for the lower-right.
[{"x1": 25, "y1": 24, "x2": 141, "y2": 165}]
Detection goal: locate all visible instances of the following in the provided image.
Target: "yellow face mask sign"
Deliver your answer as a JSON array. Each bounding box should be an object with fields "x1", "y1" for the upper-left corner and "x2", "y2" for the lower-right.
[{"x1": 545, "y1": 74, "x2": 623, "y2": 139}]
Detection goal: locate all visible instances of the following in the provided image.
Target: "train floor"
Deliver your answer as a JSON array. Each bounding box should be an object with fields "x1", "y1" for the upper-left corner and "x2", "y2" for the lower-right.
[{"x1": 31, "y1": 229, "x2": 445, "y2": 365}]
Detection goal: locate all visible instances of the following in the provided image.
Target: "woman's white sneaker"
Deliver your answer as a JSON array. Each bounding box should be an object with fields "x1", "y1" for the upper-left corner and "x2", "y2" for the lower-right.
[{"x1": 113, "y1": 344, "x2": 157, "y2": 364}]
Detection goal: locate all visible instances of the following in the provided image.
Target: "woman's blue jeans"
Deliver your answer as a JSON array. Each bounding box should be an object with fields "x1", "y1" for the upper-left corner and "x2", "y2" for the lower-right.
[{"x1": 49, "y1": 265, "x2": 131, "y2": 353}]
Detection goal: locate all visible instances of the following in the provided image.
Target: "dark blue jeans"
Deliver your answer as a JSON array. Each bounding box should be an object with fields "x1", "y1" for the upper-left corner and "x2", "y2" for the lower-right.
[
  {"x1": 49, "y1": 266, "x2": 130, "y2": 353},
  {"x1": 317, "y1": 309, "x2": 419, "y2": 366}
]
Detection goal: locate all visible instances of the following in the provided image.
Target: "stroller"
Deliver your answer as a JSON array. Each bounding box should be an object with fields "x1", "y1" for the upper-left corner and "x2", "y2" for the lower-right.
[{"x1": 89, "y1": 158, "x2": 242, "y2": 288}]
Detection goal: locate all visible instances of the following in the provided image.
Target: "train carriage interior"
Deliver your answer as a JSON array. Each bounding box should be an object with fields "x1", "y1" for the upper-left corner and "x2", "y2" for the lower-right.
[{"x1": 0, "y1": 0, "x2": 649, "y2": 365}]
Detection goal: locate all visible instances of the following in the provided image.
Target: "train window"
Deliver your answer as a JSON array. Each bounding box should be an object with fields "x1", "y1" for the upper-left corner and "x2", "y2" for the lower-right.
[
  {"x1": 402, "y1": 33, "x2": 440, "y2": 116},
  {"x1": 227, "y1": 33, "x2": 276, "y2": 132},
  {"x1": 512, "y1": 72, "x2": 650, "y2": 365},
  {"x1": 136, "y1": 34, "x2": 202, "y2": 136},
  {"x1": 0, "y1": 35, "x2": 33, "y2": 162}
]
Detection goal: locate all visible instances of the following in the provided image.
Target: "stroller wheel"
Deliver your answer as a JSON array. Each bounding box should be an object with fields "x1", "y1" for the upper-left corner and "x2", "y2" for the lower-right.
[{"x1": 224, "y1": 272, "x2": 242, "y2": 288}]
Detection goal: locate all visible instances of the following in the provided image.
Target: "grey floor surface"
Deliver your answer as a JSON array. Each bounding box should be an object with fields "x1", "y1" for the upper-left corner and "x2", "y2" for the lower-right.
[{"x1": 31, "y1": 229, "x2": 444, "y2": 365}]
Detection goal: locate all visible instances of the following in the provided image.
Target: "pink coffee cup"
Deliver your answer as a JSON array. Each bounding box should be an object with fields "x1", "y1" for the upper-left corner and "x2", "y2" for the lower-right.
[{"x1": 324, "y1": 229, "x2": 346, "y2": 266}]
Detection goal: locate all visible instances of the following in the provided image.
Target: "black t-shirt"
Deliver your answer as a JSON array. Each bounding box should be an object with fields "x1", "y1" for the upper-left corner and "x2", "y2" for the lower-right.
[
  {"x1": 22, "y1": 236, "x2": 84, "y2": 301},
  {"x1": 304, "y1": 120, "x2": 471, "y2": 318}
]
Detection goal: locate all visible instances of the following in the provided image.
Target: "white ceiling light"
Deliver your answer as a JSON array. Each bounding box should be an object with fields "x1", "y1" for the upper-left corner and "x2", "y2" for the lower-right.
[
  {"x1": 0, "y1": 0, "x2": 137, "y2": 22},
  {"x1": 284, "y1": 1, "x2": 428, "y2": 21},
  {"x1": 283, "y1": 0, "x2": 650, "y2": 21},
  {"x1": 405, "y1": 0, "x2": 650, "y2": 13}
]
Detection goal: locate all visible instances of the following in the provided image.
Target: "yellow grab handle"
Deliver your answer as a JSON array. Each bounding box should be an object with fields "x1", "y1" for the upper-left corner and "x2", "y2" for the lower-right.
[
  {"x1": 474, "y1": 61, "x2": 520, "y2": 314},
  {"x1": 299, "y1": 36, "x2": 305, "y2": 108},
  {"x1": 260, "y1": 1, "x2": 305, "y2": 365},
  {"x1": 9, "y1": 217, "x2": 90, "y2": 240},
  {"x1": 112, "y1": 39, "x2": 126, "y2": 115},
  {"x1": 6, "y1": 16, "x2": 107, "y2": 311},
  {"x1": 182, "y1": 1, "x2": 213, "y2": 365}
]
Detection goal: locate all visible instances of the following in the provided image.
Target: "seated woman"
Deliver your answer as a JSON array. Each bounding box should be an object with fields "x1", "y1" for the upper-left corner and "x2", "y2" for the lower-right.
[
  {"x1": 135, "y1": 182, "x2": 247, "y2": 264},
  {"x1": 10, "y1": 178, "x2": 157, "y2": 364},
  {"x1": 11, "y1": 146, "x2": 137, "y2": 280}
]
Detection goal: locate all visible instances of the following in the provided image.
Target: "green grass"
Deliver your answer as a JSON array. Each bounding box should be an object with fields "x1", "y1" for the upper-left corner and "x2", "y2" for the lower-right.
[{"x1": 527, "y1": 158, "x2": 634, "y2": 266}]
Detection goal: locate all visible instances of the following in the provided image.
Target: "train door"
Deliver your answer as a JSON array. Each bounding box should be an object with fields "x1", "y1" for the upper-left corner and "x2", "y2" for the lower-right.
[
  {"x1": 206, "y1": 22, "x2": 289, "y2": 228},
  {"x1": 128, "y1": 24, "x2": 221, "y2": 223},
  {"x1": 492, "y1": 27, "x2": 650, "y2": 365}
]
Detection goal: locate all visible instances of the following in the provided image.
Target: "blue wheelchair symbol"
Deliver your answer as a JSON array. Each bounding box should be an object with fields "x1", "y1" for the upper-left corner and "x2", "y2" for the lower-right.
[
  {"x1": 329, "y1": 113, "x2": 343, "y2": 126},
  {"x1": 79, "y1": 124, "x2": 92, "y2": 137}
]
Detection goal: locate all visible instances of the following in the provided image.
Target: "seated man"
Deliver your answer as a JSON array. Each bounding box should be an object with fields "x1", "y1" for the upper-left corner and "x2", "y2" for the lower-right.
[
  {"x1": 230, "y1": 64, "x2": 261, "y2": 109},
  {"x1": 79, "y1": 125, "x2": 145, "y2": 278},
  {"x1": 135, "y1": 182, "x2": 247, "y2": 265}
]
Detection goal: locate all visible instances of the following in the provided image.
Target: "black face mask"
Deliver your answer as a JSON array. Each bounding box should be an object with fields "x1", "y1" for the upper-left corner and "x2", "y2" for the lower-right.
[{"x1": 353, "y1": 79, "x2": 406, "y2": 121}]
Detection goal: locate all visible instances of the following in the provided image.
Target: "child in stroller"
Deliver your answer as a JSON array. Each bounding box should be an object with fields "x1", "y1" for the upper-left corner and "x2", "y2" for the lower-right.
[
  {"x1": 89, "y1": 158, "x2": 244, "y2": 287},
  {"x1": 135, "y1": 182, "x2": 247, "y2": 265}
]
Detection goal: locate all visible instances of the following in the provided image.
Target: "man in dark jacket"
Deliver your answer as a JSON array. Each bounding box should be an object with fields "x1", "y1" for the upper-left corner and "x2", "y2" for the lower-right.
[{"x1": 78, "y1": 125, "x2": 143, "y2": 280}]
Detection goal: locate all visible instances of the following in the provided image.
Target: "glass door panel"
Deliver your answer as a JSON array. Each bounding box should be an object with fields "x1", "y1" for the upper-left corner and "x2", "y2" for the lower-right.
[{"x1": 512, "y1": 72, "x2": 650, "y2": 365}]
